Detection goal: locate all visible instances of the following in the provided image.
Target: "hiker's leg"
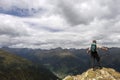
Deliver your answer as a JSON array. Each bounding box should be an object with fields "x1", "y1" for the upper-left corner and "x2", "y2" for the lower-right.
[
  {"x1": 91, "y1": 57, "x2": 96, "y2": 71},
  {"x1": 91, "y1": 52, "x2": 96, "y2": 68},
  {"x1": 95, "y1": 53, "x2": 102, "y2": 67},
  {"x1": 91, "y1": 56, "x2": 95, "y2": 68}
]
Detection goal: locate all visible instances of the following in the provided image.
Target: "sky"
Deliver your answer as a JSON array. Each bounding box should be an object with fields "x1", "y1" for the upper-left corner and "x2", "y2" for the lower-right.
[{"x1": 0, "y1": 0, "x2": 120, "y2": 49}]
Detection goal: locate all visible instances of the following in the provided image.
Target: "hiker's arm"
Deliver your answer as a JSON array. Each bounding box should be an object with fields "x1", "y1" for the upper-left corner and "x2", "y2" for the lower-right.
[
  {"x1": 97, "y1": 45, "x2": 108, "y2": 51},
  {"x1": 101, "y1": 47, "x2": 108, "y2": 51},
  {"x1": 86, "y1": 48, "x2": 90, "y2": 54},
  {"x1": 97, "y1": 45, "x2": 102, "y2": 49}
]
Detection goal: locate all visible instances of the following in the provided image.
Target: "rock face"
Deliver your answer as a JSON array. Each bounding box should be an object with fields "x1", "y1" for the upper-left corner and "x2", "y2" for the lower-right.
[{"x1": 63, "y1": 67, "x2": 120, "y2": 80}]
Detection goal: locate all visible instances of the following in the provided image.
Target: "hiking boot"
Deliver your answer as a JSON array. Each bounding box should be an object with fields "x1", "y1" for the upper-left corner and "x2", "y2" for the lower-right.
[{"x1": 98, "y1": 66, "x2": 102, "y2": 69}]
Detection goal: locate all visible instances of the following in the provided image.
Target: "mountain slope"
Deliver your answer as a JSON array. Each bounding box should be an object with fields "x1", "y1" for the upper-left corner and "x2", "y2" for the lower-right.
[
  {"x1": 0, "y1": 49, "x2": 59, "y2": 80},
  {"x1": 63, "y1": 67, "x2": 120, "y2": 80},
  {"x1": 2, "y1": 47, "x2": 120, "y2": 78},
  {"x1": 1, "y1": 47, "x2": 89, "y2": 78}
]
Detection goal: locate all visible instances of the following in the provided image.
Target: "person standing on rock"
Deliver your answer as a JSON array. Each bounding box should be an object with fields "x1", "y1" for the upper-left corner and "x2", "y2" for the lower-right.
[{"x1": 87, "y1": 40, "x2": 108, "y2": 70}]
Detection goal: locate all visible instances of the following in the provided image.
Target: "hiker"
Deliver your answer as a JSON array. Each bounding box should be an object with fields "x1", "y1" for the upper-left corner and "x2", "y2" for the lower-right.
[{"x1": 87, "y1": 40, "x2": 108, "y2": 69}]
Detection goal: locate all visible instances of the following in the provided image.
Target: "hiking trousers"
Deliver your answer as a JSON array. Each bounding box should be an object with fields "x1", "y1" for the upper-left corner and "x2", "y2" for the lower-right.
[{"x1": 90, "y1": 51, "x2": 101, "y2": 68}]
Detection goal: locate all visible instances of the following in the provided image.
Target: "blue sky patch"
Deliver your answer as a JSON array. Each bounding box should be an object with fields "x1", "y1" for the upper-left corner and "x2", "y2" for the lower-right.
[{"x1": 0, "y1": 6, "x2": 45, "y2": 17}]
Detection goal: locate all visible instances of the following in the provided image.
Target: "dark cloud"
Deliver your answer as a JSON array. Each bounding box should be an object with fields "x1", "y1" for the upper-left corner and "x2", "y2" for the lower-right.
[
  {"x1": 55, "y1": 0, "x2": 120, "y2": 26},
  {"x1": 57, "y1": 0, "x2": 93, "y2": 26},
  {"x1": 98, "y1": 0, "x2": 120, "y2": 20}
]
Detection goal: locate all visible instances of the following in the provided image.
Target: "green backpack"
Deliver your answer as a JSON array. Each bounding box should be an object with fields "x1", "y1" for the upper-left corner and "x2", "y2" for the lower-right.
[{"x1": 91, "y1": 43, "x2": 97, "y2": 52}]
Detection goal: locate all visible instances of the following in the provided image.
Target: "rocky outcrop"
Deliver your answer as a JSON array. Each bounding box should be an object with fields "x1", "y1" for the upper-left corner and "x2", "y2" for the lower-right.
[{"x1": 63, "y1": 67, "x2": 120, "y2": 80}]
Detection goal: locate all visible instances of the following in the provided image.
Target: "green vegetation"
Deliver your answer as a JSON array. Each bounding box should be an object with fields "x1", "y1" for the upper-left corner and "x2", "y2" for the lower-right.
[
  {"x1": 0, "y1": 49, "x2": 59, "y2": 80},
  {"x1": 2, "y1": 47, "x2": 120, "y2": 79}
]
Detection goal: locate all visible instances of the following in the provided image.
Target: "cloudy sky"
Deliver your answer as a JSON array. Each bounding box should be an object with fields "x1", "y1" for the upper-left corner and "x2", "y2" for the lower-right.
[{"x1": 0, "y1": 0, "x2": 120, "y2": 49}]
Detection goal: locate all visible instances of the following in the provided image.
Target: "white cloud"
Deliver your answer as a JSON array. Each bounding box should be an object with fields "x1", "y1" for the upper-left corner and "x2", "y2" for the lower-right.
[
  {"x1": 0, "y1": 14, "x2": 31, "y2": 36},
  {"x1": 0, "y1": 0, "x2": 120, "y2": 49}
]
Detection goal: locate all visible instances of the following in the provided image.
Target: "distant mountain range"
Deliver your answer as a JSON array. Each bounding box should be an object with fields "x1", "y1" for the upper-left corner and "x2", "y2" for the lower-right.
[
  {"x1": 1, "y1": 47, "x2": 120, "y2": 78},
  {"x1": 0, "y1": 49, "x2": 59, "y2": 80}
]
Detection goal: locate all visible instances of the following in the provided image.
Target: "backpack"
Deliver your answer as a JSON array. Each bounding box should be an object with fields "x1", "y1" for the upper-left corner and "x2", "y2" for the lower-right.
[{"x1": 91, "y1": 43, "x2": 97, "y2": 52}]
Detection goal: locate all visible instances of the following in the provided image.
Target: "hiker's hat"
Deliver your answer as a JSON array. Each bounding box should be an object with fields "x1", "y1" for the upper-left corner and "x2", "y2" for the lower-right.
[{"x1": 93, "y1": 40, "x2": 96, "y2": 43}]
